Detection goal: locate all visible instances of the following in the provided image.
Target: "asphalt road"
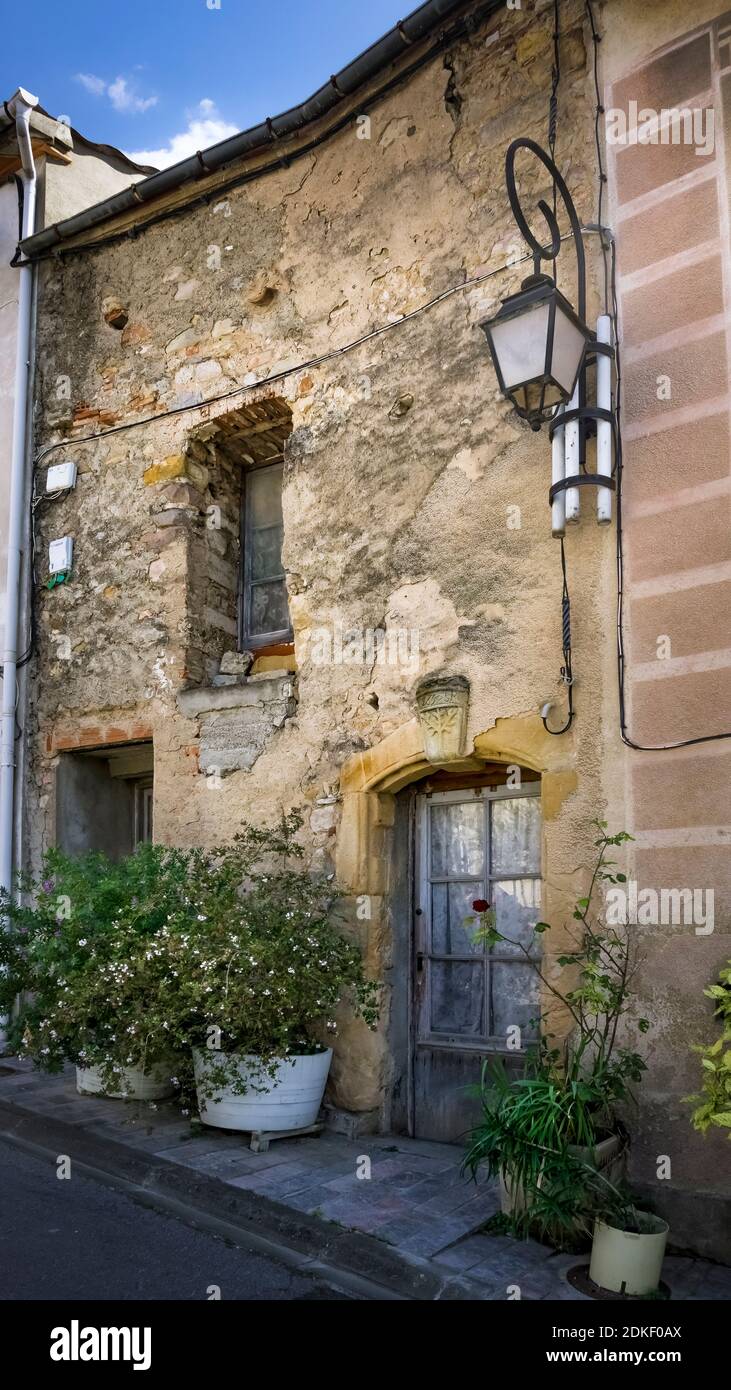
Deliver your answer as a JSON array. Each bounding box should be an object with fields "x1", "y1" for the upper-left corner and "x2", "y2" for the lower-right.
[{"x1": 0, "y1": 1136, "x2": 349, "y2": 1301}]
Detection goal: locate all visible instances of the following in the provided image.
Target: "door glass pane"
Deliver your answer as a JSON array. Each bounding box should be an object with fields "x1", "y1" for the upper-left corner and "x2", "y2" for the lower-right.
[
  {"x1": 248, "y1": 464, "x2": 283, "y2": 527},
  {"x1": 490, "y1": 797, "x2": 540, "y2": 875},
  {"x1": 430, "y1": 802, "x2": 484, "y2": 877},
  {"x1": 432, "y1": 882, "x2": 484, "y2": 956},
  {"x1": 250, "y1": 579, "x2": 289, "y2": 636},
  {"x1": 431, "y1": 961, "x2": 483, "y2": 1034},
  {"x1": 492, "y1": 878, "x2": 542, "y2": 957},
  {"x1": 491, "y1": 963, "x2": 540, "y2": 1041}
]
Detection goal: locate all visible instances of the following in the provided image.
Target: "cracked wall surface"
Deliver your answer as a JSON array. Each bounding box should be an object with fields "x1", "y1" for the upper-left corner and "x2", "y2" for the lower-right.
[{"x1": 22, "y1": 0, "x2": 731, "y2": 1257}]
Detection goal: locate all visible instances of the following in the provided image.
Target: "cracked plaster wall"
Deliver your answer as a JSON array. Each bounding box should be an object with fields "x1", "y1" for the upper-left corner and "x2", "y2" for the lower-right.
[{"x1": 26, "y1": 0, "x2": 631, "y2": 1163}]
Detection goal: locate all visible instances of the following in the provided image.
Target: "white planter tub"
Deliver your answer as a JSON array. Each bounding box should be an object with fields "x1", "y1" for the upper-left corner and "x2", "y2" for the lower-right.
[
  {"x1": 76, "y1": 1062, "x2": 174, "y2": 1101},
  {"x1": 193, "y1": 1047, "x2": 332, "y2": 1132},
  {"x1": 590, "y1": 1213, "x2": 669, "y2": 1295}
]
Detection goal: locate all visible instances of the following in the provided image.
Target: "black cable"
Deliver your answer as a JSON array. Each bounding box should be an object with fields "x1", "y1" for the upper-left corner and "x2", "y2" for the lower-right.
[
  {"x1": 543, "y1": 538, "x2": 575, "y2": 736},
  {"x1": 548, "y1": 0, "x2": 561, "y2": 285},
  {"x1": 21, "y1": 243, "x2": 548, "y2": 675},
  {"x1": 541, "y1": 0, "x2": 575, "y2": 737},
  {"x1": 32, "y1": 249, "x2": 539, "y2": 473},
  {"x1": 585, "y1": 0, "x2": 730, "y2": 749},
  {"x1": 584, "y1": 0, "x2": 609, "y2": 310}
]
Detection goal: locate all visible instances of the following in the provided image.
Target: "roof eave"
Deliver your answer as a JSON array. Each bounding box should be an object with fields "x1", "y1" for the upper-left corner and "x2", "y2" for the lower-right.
[{"x1": 19, "y1": 0, "x2": 495, "y2": 260}]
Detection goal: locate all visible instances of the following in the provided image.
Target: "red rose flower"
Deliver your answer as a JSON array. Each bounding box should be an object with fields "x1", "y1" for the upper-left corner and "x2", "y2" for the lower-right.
[{"x1": 472, "y1": 898, "x2": 489, "y2": 913}]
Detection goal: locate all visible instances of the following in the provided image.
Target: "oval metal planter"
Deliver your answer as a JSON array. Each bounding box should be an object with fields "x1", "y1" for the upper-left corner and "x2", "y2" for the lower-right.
[
  {"x1": 193, "y1": 1047, "x2": 332, "y2": 1132},
  {"x1": 76, "y1": 1062, "x2": 175, "y2": 1100}
]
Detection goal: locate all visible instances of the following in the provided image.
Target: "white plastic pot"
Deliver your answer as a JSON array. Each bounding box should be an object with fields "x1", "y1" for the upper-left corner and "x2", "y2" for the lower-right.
[
  {"x1": 76, "y1": 1062, "x2": 174, "y2": 1101},
  {"x1": 193, "y1": 1047, "x2": 332, "y2": 1132},
  {"x1": 590, "y1": 1213, "x2": 669, "y2": 1295}
]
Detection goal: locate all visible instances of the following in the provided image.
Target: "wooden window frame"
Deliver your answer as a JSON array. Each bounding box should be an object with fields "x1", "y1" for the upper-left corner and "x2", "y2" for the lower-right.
[{"x1": 133, "y1": 778, "x2": 154, "y2": 846}]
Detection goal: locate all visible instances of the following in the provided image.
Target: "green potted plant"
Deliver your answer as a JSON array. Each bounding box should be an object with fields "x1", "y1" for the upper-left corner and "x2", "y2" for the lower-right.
[
  {"x1": 683, "y1": 959, "x2": 731, "y2": 1140},
  {"x1": 160, "y1": 813, "x2": 380, "y2": 1132},
  {"x1": 0, "y1": 844, "x2": 198, "y2": 1098},
  {"x1": 463, "y1": 824, "x2": 649, "y2": 1249}
]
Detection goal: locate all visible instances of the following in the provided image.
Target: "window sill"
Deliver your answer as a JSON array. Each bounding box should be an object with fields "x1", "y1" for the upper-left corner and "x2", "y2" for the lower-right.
[
  {"x1": 249, "y1": 652, "x2": 296, "y2": 677},
  {"x1": 178, "y1": 671, "x2": 296, "y2": 719}
]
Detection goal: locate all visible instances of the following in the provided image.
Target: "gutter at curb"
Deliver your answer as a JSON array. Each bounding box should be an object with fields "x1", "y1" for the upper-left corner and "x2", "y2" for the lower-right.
[{"x1": 0, "y1": 1094, "x2": 494, "y2": 1302}]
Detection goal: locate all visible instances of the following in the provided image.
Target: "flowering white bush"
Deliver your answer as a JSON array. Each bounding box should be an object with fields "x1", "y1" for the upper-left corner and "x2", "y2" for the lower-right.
[{"x1": 0, "y1": 814, "x2": 379, "y2": 1103}]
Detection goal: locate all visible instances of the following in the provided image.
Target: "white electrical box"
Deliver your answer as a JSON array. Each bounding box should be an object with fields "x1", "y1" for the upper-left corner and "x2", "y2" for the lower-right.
[
  {"x1": 49, "y1": 536, "x2": 73, "y2": 575},
  {"x1": 46, "y1": 461, "x2": 78, "y2": 493}
]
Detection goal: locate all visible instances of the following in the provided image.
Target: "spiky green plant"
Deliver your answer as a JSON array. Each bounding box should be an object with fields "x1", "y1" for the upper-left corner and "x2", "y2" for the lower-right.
[{"x1": 463, "y1": 824, "x2": 649, "y2": 1247}]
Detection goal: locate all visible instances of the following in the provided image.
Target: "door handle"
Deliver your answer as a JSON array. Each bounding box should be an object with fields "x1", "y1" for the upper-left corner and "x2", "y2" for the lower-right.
[{"x1": 416, "y1": 952, "x2": 426, "y2": 973}]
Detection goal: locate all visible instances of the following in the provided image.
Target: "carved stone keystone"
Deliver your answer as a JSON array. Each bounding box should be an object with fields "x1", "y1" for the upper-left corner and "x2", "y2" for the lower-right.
[{"x1": 415, "y1": 674, "x2": 470, "y2": 763}]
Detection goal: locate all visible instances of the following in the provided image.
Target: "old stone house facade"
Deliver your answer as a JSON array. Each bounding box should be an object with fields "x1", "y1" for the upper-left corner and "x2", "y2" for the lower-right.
[{"x1": 8, "y1": 0, "x2": 731, "y2": 1257}]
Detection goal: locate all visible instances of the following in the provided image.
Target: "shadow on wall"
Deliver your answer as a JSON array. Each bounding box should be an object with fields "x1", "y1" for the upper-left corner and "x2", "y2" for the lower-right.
[{"x1": 55, "y1": 742, "x2": 153, "y2": 857}]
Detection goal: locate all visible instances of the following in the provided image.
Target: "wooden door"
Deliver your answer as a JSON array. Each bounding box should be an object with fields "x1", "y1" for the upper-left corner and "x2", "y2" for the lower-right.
[{"x1": 412, "y1": 785, "x2": 542, "y2": 1143}]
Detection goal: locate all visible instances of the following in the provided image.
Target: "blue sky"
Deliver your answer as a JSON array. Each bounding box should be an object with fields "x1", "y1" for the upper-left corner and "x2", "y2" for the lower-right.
[{"x1": 3, "y1": 0, "x2": 408, "y2": 168}]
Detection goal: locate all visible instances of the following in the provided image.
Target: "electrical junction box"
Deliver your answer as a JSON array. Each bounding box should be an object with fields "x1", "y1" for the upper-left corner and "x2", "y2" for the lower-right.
[
  {"x1": 46, "y1": 461, "x2": 78, "y2": 493},
  {"x1": 49, "y1": 536, "x2": 73, "y2": 575}
]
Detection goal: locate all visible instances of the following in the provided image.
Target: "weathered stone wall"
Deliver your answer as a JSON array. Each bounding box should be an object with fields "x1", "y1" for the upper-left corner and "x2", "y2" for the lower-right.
[
  {"x1": 30, "y1": 0, "x2": 607, "y2": 847},
  {"x1": 25, "y1": 0, "x2": 730, "y2": 1255}
]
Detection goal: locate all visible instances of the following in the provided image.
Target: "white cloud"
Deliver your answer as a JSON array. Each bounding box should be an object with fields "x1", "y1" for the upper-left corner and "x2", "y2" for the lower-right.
[
  {"x1": 74, "y1": 72, "x2": 157, "y2": 114},
  {"x1": 76, "y1": 72, "x2": 106, "y2": 97},
  {"x1": 127, "y1": 100, "x2": 239, "y2": 170},
  {"x1": 107, "y1": 77, "x2": 157, "y2": 114}
]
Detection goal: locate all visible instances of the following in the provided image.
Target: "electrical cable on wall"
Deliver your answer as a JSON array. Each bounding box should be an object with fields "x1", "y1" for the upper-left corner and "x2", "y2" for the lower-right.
[
  {"x1": 16, "y1": 246, "x2": 543, "y2": 678},
  {"x1": 541, "y1": 0, "x2": 576, "y2": 737},
  {"x1": 19, "y1": 1, "x2": 728, "y2": 753}
]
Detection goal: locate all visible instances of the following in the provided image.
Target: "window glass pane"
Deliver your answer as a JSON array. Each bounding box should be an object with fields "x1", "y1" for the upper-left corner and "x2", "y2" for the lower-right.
[
  {"x1": 431, "y1": 961, "x2": 483, "y2": 1034},
  {"x1": 248, "y1": 464, "x2": 283, "y2": 527},
  {"x1": 250, "y1": 579, "x2": 289, "y2": 636},
  {"x1": 245, "y1": 464, "x2": 290, "y2": 640},
  {"x1": 492, "y1": 879, "x2": 542, "y2": 957},
  {"x1": 490, "y1": 797, "x2": 540, "y2": 875},
  {"x1": 251, "y1": 523, "x2": 284, "y2": 580},
  {"x1": 430, "y1": 801, "x2": 484, "y2": 877},
  {"x1": 432, "y1": 882, "x2": 484, "y2": 956},
  {"x1": 491, "y1": 963, "x2": 540, "y2": 1042}
]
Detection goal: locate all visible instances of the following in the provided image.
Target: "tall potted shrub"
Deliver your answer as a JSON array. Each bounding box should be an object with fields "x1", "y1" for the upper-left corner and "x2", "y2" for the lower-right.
[
  {"x1": 463, "y1": 824, "x2": 649, "y2": 1248},
  {"x1": 0, "y1": 844, "x2": 198, "y2": 1098},
  {"x1": 162, "y1": 813, "x2": 379, "y2": 1132}
]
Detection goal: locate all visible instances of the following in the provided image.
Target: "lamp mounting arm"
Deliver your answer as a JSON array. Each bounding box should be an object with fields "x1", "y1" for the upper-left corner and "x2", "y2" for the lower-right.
[{"x1": 505, "y1": 137, "x2": 586, "y2": 323}]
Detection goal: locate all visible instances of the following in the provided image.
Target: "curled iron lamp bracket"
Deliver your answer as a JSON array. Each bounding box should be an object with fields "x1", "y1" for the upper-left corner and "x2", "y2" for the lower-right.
[
  {"x1": 542, "y1": 688, "x2": 575, "y2": 736},
  {"x1": 505, "y1": 136, "x2": 586, "y2": 322}
]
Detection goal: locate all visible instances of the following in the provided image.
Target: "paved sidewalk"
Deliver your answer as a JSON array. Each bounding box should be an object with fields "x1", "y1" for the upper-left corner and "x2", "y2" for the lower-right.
[{"x1": 1, "y1": 1057, "x2": 729, "y2": 1301}]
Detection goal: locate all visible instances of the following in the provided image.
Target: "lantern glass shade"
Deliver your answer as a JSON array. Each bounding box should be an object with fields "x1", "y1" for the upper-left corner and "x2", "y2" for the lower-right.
[{"x1": 480, "y1": 274, "x2": 591, "y2": 430}]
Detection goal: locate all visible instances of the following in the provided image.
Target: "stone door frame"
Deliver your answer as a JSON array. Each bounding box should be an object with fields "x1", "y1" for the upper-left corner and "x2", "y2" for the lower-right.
[{"x1": 332, "y1": 712, "x2": 580, "y2": 1127}]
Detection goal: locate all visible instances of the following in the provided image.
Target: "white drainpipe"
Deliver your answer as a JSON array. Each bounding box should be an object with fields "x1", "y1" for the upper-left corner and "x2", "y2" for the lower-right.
[{"x1": 0, "y1": 88, "x2": 39, "y2": 901}]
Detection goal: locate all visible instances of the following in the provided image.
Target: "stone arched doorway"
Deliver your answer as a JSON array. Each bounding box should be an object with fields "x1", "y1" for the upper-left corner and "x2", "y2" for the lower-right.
[{"x1": 334, "y1": 714, "x2": 579, "y2": 1138}]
